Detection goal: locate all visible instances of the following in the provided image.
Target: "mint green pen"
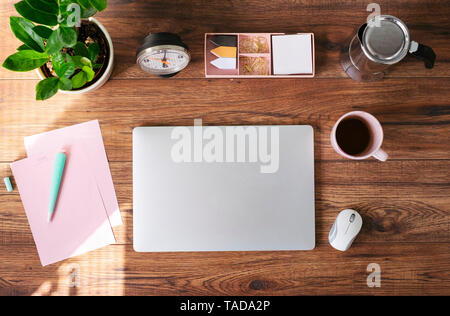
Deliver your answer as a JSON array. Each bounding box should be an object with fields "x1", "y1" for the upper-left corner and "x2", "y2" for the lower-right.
[{"x1": 48, "y1": 151, "x2": 66, "y2": 222}]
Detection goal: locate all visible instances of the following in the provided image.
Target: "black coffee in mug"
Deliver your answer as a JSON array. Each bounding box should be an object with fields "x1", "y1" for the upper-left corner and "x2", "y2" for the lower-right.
[
  {"x1": 331, "y1": 111, "x2": 388, "y2": 161},
  {"x1": 335, "y1": 118, "x2": 371, "y2": 155}
]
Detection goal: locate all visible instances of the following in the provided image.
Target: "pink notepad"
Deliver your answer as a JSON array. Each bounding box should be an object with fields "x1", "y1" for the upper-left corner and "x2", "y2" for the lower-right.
[
  {"x1": 11, "y1": 151, "x2": 115, "y2": 266},
  {"x1": 24, "y1": 120, "x2": 122, "y2": 227}
]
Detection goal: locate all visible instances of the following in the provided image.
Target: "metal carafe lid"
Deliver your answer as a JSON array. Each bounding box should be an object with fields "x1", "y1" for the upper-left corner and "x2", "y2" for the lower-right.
[{"x1": 362, "y1": 15, "x2": 410, "y2": 64}]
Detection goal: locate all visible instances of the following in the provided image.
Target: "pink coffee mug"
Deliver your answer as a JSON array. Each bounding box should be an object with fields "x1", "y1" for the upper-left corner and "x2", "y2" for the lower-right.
[{"x1": 330, "y1": 111, "x2": 388, "y2": 161}]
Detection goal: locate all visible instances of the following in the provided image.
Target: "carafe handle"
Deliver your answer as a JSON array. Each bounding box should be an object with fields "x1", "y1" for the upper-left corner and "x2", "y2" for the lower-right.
[{"x1": 409, "y1": 41, "x2": 436, "y2": 69}]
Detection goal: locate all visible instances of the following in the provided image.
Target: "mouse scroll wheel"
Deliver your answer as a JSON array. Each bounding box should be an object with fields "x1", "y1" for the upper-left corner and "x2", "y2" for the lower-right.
[{"x1": 349, "y1": 214, "x2": 355, "y2": 223}]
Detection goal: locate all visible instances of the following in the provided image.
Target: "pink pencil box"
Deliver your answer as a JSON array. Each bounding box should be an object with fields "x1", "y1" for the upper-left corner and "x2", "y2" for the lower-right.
[{"x1": 205, "y1": 33, "x2": 315, "y2": 78}]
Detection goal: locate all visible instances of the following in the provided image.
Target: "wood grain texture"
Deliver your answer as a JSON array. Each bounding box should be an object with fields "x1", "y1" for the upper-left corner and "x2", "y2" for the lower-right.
[
  {"x1": 0, "y1": 0, "x2": 449, "y2": 296},
  {"x1": 1, "y1": 78, "x2": 449, "y2": 162},
  {"x1": 0, "y1": 244, "x2": 449, "y2": 296}
]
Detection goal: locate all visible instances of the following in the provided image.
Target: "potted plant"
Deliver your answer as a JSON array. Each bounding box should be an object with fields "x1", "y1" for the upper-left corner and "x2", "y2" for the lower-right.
[{"x1": 2, "y1": 0, "x2": 114, "y2": 100}]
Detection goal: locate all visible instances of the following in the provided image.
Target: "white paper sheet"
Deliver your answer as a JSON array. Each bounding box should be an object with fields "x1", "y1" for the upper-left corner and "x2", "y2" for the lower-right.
[{"x1": 272, "y1": 34, "x2": 313, "y2": 75}]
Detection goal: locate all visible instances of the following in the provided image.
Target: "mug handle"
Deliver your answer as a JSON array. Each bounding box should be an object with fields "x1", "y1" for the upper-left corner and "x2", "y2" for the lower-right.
[{"x1": 373, "y1": 148, "x2": 388, "y2": 162}]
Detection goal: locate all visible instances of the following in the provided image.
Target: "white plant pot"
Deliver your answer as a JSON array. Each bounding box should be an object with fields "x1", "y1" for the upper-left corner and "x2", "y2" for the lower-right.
[{"x1": 36, "y1": 17, "x2": 114, "y2": 95}]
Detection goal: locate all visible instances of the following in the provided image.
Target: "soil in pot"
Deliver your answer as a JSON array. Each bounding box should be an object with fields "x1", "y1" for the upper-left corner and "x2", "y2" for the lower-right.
[{"x1": 40, "y1": 20, "x2": 111, "y2": 90}]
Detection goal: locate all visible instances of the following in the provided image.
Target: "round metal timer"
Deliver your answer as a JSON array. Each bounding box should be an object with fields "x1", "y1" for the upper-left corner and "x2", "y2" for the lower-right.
[{"x1": 136, "y1": 32, "x2": 190, "y2": 78}]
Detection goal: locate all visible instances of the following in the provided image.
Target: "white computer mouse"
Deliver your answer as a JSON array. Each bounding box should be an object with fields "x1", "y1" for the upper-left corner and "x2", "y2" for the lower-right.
[{"x1": 329, "y1": 209, "x2": 363, "y2": 251}]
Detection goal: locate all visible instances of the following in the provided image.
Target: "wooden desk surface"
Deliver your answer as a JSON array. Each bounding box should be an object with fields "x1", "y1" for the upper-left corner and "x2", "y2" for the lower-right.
[{"x1": 0, "y1": 0, "x2": 449, "y2": 296}]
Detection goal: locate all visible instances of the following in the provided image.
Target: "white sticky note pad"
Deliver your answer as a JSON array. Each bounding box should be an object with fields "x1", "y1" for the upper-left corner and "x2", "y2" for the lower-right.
[{"x1": 272, "y1": 34, "x2": 313, "y2": 75}]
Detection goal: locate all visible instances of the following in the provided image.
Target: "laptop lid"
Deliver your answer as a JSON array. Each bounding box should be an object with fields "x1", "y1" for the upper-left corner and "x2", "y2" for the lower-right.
[{"x1": 133, "y1": 125, "x2": 315, "y2": 252}]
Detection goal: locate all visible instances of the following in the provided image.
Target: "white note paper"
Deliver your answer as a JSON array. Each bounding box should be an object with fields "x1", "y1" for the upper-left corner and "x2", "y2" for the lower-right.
[{"x1": 272, "y1": 34, "x2": 313, "y2": 75}]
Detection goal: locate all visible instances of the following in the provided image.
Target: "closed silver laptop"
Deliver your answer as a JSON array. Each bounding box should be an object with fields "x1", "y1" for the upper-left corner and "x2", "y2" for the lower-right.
[{"x1": 133, "y1": 125, "x2": 315, "y2": 252}]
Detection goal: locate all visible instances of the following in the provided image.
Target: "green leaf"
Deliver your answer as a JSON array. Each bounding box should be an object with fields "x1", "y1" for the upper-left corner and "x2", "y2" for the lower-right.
[
  {"x1": 71, "y1": 71, "x2": 87, "y2": 89},
  {"x1": 68, "y1": 1, "x2": 97, "y2": 18},
  {"x1": 73, "y1": 42, "x2": 90, "y2": 58},
  {"x1": 33, "y1": 25, "x2": 53, "y2": 39},
  {"x1": 81, "y1": 7, "x2": 97, "y2": 18},
  {"x1": 25, "y1": 0, "x2": 59, "y2": 15},
  {"x1": 93, "y1": 62, "x2": 102, "y2": 69},
  {"x1": 36, "y1": 77, "x2": 59, "y2": 100},
  {"x1": 58, "y1": 27, "x2": 78, "y2": 47},
  {"x1": 15, "y1": 1, "x2": 58, "y2": 26},
  {"x1": 82, "y1": 65, "x2": 95, "y2": 81},
  {"x1": 51, "y1": 52, "x2": 65, "y2": 69},
  {"x1": 46, "y1": 27, "x2": 78, "y2": 55},
  {"x1": 2, "y1": 50, "x2": 49, "y2": 72},
  {"x1": 52, "y1": 52, "x2": 76, "y2": 78},
  {"x1": 46, "y1": 29, "x2": 64, "y2": 55},
  {"x1": 72, "y1": 56, "x2": 92, "y2": 68},
  {"x1": 10, "y1": 17, "x2": 45, "y2": 53},
  {"x1": 17, "y1": 44, "x2": 31, "y2": 51},
  {"x1": 58, "y1": 78, "x2": 73, "y2": 90},
  {"x1": 58, "y1": 63, "x2": 76, "y2": 78},
  {"x1": 76, "y1": 0, "x2": 91, "y2": 9},
  {"x1": 88, "y1": 42, "x2": 99, "y2": 62},
  {"x1": 59, "y1": 1, "x2": 81, "y2": 27},
  {"x1": 52, "y1": 53, "x2": 76, "y2": 78},
  {"x1": 88, "y1": 0, "x2": 107, "y2": 12},
  {"x1": 64, "y1": 53, "x2": 74, "y2": 64}
]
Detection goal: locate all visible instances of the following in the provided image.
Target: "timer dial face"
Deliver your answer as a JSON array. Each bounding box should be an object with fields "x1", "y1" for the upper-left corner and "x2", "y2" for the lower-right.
[{"x1": 137, "y1": 46, "x2": 190, "y2": 75}]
